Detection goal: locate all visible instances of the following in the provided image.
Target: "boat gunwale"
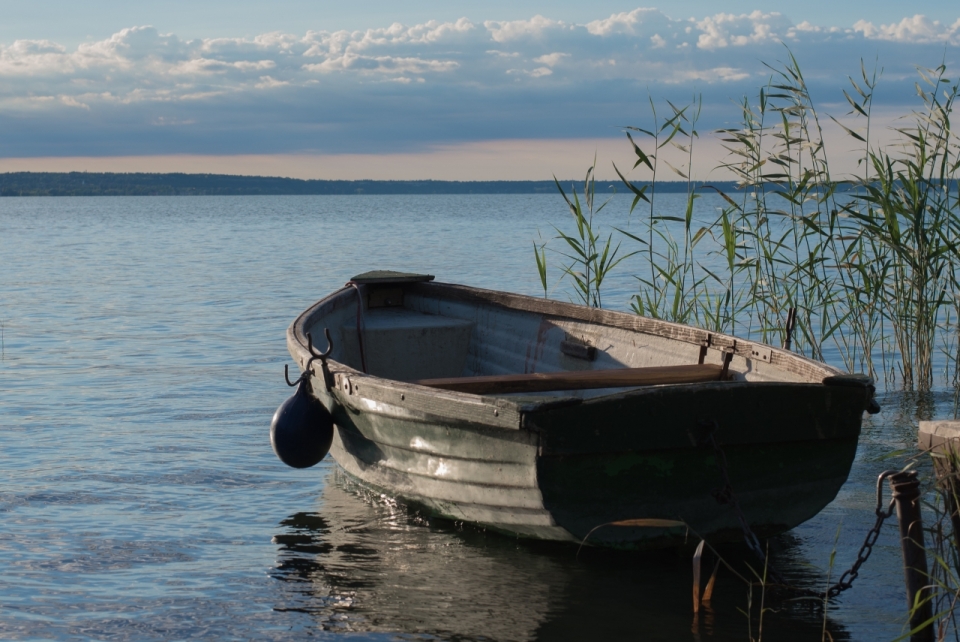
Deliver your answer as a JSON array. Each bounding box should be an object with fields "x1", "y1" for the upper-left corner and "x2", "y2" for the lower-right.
[{"x1": 286, "y1": 281, "x2": 845, "y2": 430}]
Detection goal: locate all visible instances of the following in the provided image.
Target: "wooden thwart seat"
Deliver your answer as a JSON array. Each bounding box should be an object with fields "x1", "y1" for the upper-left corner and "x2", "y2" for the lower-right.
[{"x1": 414, "y1": 363, "x2": 724, "y2": 395}]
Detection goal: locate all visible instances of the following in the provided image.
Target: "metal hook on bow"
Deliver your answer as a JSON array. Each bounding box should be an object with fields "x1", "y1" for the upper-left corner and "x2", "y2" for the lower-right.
[
  {"x1": 284, "y1": 364, "x2": 301, "y2": 387},
  {"x1": 307, "y1": 328, "x2": 333, "y2": 362},
  {"x1": 308, "y1": 328, "x2": 335, "y2": 392},
  {"x1": 284, "y1": 328, "x2": 335, "y2": 389}
]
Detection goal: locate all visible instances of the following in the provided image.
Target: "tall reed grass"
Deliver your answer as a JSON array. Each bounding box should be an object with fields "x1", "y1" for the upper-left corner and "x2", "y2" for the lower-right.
[
  {"x1": 539, "y1": 54, "x2": 960, "y2": 392},
  {"x1": 538, "y1": 54, "x2": 960, "y2": 638}
]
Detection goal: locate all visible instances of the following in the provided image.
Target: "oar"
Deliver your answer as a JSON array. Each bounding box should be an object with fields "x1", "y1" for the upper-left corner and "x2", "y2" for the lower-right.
[{"x1": 414, "y1": 363, "x2": 724, "y2": 395}]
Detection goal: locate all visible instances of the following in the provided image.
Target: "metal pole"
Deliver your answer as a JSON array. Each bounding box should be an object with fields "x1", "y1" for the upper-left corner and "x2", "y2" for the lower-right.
[{"x1": 890, "y1": 470, "x2": 934, "y2": 642}]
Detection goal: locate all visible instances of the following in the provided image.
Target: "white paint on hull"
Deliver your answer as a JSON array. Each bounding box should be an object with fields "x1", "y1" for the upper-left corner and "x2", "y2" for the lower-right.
[{"x1": 329, "y1": 429, "x2": 578, "y2": 542}]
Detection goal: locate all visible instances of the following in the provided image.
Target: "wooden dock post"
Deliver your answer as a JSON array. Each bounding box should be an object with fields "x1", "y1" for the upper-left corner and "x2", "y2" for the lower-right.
[
  {"x1": 919, "y1": 421, "x2": 960, "y2": 552},
  {"x1": 913, "y1": 420, "x2": 960, "y2": 641},
  {"x1": 889, "y1": 470, "x2": 934, "y2": 642}
]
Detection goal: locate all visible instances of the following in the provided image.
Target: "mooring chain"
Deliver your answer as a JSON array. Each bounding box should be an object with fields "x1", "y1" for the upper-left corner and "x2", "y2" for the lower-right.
[
  {"x1": 822, "y1": 470, "x2": 898, "y2": 599},
  {"x1": 700, "y1": 419, "x2": 897, "y2": 601}
]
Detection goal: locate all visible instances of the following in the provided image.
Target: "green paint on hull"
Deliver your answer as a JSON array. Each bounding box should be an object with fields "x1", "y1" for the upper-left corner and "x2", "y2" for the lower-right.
[
  {"x1": 528, "y1": 382, "x2": 864, "y2": 548},
  {"x1": 603, "y1": 452, "x2": 676, "y2": 478},
  {"x1": 536, "y1": 438, "x2": 857, "y2": 548}
]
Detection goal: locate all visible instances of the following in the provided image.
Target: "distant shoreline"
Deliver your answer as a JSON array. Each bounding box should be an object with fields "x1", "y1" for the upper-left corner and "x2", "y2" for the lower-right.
[{"x1": 0, "y1": 172, "x2": 736, "y2": 196}]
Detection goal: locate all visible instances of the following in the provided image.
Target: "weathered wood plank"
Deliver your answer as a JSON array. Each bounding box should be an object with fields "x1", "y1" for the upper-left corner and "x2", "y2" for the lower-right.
[{"x1": 414, "y1": 364, "x2": 724, "y2": 394}]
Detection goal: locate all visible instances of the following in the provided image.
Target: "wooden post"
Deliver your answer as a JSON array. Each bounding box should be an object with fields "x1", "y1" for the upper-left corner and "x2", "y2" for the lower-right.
[
  {"x1": 889, "y1": 470, "x2": 933, "y2": 642},
  {"x1": 919, "y1": 421, "x2": 960, "y2": 553}
]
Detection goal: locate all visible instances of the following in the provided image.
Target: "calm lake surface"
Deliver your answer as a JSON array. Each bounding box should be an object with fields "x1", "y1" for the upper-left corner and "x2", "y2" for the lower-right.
[{"x1": 0, "y1": 195, "x2": 948, "y2": 640}]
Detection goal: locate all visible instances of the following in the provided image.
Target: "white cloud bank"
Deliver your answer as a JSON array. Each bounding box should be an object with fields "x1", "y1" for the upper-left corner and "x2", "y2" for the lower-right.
[
  {"x1": 0, "y1": 9, "x2": 957, "y2": 159},
  {"x1": 854, "y1": 15, "x2": 960, "y2": 43}
]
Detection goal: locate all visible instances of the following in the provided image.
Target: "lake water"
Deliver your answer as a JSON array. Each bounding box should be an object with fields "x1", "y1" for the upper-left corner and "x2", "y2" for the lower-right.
[{"x1": 0, "y1": 195, "x2": 948, "y2": 640}]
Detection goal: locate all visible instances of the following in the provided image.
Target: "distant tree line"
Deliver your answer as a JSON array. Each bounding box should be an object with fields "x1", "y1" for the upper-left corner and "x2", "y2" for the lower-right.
[{"x1": 0, "y1": 172, "x2": 737, "y2": 196}]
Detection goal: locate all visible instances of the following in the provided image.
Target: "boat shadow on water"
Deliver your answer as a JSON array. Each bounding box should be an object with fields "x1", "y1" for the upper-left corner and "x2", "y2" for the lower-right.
[{"x1": 269, "y1": 469, "x2": 851, "y2": 641}]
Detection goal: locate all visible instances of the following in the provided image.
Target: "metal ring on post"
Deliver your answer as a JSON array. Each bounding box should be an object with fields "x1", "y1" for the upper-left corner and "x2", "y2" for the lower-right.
[{"x1": 876, "y1": 469, "x2": 899, "y2": 518}]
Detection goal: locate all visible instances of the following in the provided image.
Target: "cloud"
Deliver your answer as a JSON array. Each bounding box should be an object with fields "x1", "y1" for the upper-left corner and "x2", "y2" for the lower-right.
[
  {"x1": 152, "y1": 116, "x2": 196, "y2": 126},
  {"x1": 695, "y1": 11, "x2": 792, "y2": 49},
  {"x1": 533, "y1": 52, "x2": 569, "y2": 66},
  {"x1": 672, "y1": 66, "x2": 752, "y2": 83},
  {"x1": 484, "y1": 15, "x2": 565, "y2": 43},
  {"x1": 59, "y1": 95, "x2": 90, "y2": 110},
  {"x1": 853, "y1": 15, "x2": 960, "y2": 44},
  {"x1": 0, "y1": 11, "x2": 957, "y2": 160},
  {"x1": 585, "y1": 8, "x2": 673, "y2": 36},
  {"x1": 302, "y1": 54, "x2": 458, "y2": 75},
  {"x1": 254, "y1": 75, "x2": 288, "y2": 89},
  {"x1": 0, "y1": 39, "x2": 70, "y2": 75}
]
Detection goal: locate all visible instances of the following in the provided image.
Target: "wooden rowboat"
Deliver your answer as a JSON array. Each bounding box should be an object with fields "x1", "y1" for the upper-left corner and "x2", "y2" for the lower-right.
[{"x1": 284, "y1": 271, "x2": 876, "y2": 549}]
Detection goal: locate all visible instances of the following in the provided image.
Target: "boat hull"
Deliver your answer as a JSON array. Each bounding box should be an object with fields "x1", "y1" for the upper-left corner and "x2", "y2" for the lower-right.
[
  {"x1": 287, "y1": 280, "x2": 870, "y2": 549},
  {"x1": 531, "y1": 382, "x2": 862, "y2": 547},
  {"x1": 311, "y1": 376, "x2": 863, "y2": 549},
  {"x1": 317, "y1": 382, "x2": 578, "y2": 541}
]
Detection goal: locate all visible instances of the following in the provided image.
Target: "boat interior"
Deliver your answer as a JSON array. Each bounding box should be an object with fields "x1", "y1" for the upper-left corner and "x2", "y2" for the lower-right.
[{"x1": 301, "y1": 275, "x2": 821, "y2": 400}]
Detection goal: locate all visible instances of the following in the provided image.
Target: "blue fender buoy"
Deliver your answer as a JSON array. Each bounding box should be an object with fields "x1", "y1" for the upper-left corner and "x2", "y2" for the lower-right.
[{"x1": 270, "y1": 377, "x2": 334, "y2": 469}]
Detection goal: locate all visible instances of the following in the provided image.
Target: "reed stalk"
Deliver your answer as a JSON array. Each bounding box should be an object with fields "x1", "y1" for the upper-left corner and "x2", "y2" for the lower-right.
[
  {"x1": 846, "y1": 63, "x2": 960, "y2": 389},
  {"x1": 544, "y1": 160, "x2": 634, "y2": 308},
  {"x1": 537, "y1": 53, "x2": 960, "y2": 392}
]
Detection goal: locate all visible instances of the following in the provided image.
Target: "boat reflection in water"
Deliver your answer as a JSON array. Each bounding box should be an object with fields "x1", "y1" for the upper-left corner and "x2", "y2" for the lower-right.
[{"x1": 271, "y1": 468, "x2": 851, "y2": 641}]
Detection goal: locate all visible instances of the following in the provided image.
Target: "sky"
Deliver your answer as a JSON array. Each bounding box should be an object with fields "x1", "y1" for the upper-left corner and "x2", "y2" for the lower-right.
[{"x1": 1, "y1": 2, "x2": 958, "y2": 180}]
